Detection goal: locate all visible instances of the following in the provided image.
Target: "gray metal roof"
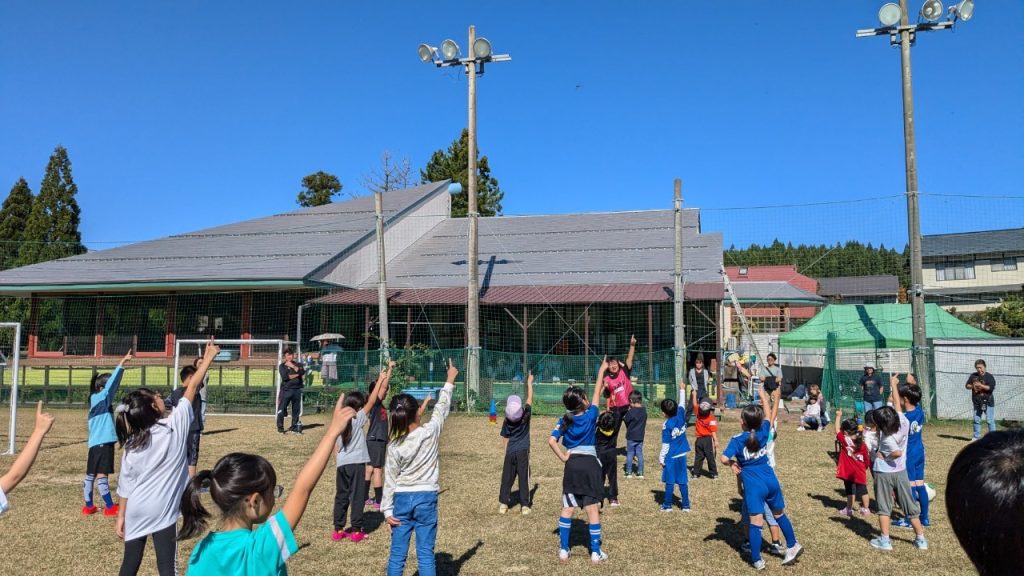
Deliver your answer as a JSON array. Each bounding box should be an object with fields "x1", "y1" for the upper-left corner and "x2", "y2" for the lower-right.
[
  {"x1": 0, "y1": 181, "x2": 450, "y2": 291},
  {"x1": 728, "y1": 281, "x2": 826, "y2": 305},
  {"x1": 368, "y1": 209, "x2": 723, "y2": 290},
  {"x1": 818, "y1": 275, "x2": 900, "y2": 297},
  {"x1": 924, "y1": 283, "x2": 1023, "y2": 296},
  {"x1": 922, "y1": 227, "x2": 1024, "y2": 258}
]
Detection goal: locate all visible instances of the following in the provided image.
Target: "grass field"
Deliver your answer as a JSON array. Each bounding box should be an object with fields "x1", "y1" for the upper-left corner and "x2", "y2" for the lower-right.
[{"x1": 0, "y1": 405, "x2": 979, "y2": 575}]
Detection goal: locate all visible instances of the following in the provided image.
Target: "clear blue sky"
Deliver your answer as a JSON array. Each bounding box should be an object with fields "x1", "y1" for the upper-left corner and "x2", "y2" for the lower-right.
[{"x1": 1, "y1": 1, "x2": 1021, "y2": 251}]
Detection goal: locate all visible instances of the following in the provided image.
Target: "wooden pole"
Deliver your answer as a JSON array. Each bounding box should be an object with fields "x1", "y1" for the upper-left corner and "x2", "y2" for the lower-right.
[
  {"x1": 522, "y1": 306, "x2": 529, "y2": 380},
  {"x1": 647, "y1": 304, "x2": 654, "y2": 382},
  {"x1": 584, "y1": 306, "x2": 591, "y2": 384}
]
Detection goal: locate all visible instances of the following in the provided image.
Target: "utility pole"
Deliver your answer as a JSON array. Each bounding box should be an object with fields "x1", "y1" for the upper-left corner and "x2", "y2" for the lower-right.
[
  {"x1": 673, "y1": 179, "x2": 686, "y2": 390},
  {"x1": 466, "y1": 24, "x2": 480, "y2": 399},
  {"x1": 375, "y1": 189, "x2": 390, "y2": 363}
]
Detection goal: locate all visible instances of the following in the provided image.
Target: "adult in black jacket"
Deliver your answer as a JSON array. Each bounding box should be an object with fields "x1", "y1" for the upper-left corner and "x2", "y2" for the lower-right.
[{"x1": 277, "y1": 348, "x2": 306, "y2": 433}]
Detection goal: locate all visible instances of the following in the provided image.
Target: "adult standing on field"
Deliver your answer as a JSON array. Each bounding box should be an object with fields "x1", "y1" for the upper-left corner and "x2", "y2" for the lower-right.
[
  {"x1": 603, "y1": 335, "x2": 637, "y2": 440},
  {"x1": 277, "y1": 348, "x2": 306, "y2": 434},
  {"x1": 860, "y1": 362, "x2": 885, "y2": 412},
  {"x1": 967, "y1": 358, "x2": 996, "y2": 439}
]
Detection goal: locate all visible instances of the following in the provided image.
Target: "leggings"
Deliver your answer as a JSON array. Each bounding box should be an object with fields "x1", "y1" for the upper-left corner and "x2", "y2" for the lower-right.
[{"x1": 119, "y1": 523, "x2": 177, "y2": 576}]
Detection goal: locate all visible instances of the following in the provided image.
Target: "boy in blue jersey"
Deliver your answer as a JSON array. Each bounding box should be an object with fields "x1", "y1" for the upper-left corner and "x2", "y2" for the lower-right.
[
  {"x1": 548, "y1": 357, "x2": 609, "y2": 564},
  {"x1": 891, "y1": 374, "x2": 929, "y2": 527},
  {"x1": 83, "y1": 350, "x2": 132, "y2": 516},
  {"x1": 659, "y1": 397, "x2": 691, "y2": 512}
]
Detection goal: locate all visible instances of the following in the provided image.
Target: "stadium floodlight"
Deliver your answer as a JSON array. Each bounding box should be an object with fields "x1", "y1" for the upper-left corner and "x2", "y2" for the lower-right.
[
  {"x1": 952, "y1": 0, "x2": 974, "y2": 22},
  {"x1": 920, "y1": 0, "x2": 944, "y2": 22},
  {"x1": 418, "y1": 44, "x2": 437, "y2": 63},
  {"x1": 878, "y1": 3, "x2": 903, "y2": 26},
  {"x1": 473, "y1": 37, "x2": 492, "y2": 60},
  {"x1": 440, "y1": 39, "x2": 460, "y2": 61}
]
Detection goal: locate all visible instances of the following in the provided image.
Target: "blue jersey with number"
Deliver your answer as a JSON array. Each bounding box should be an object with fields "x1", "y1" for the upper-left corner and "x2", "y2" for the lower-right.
[
  {"x1": 723, "y1": 420, "x2": 778, "y2": 486},
  {"x1": 661, "y1": 413, "x2": 690, "y2": 459},
  {"x1": 551, "y1": 405, "x2": 599, "y2": 449},
  {"x1": 906, "y1": 406, "x2": 925, "y2": 458}
]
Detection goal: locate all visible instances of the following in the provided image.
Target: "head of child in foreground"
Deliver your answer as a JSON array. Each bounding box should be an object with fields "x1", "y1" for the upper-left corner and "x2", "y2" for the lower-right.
[
  {"x1": 946, "y1": 430, "x2": 1024, "y2": 576},
  {"x1": 339, "y1": 391, "x2": 367, "y2": 447},
  {"x1": 90, "y1": 372, "x2": 113, "y2": 395},
  {"x1": 561, "y1": 386, "x2": 588, "y2": 414},
  {"x1": 698, "y1": 400, "x2": 713, "y2": 418},
  {"x1": 629, "y1": 390, "x2": 643, "y2": 407},
  {"x1": 505, "y1": 394, "x2": 525, "y2": 424},
  {"x1": 179, "y1": 452, "x2": 279, "y2": 539},
  {"x1": 179, "y1": 365, "x2": 207, "y2": 390},
  {"x1": 597, "y1": 411, "x2": 616, "y2": 435},
  {"x1": 660, "y1": 398, "x2": 678, "y2": 418},
  {"x1": 115, "y1": 388, "x2": 166, "y2": 450},
  {"x1": 388, "y1": 393, "x2": 421, "y2": 442},
  {"x1": 740, "y1": 404, "x2": 766, "y2": 452},
  {"x1": 862, "y1": 409, "x2": 877, "y2": 431},
  {"x1": 840, "y1": 417, "x2": 863, "y2": 444},
  {"x1": 872, "y1": 406, "x2": 901, "y2": 436},
  {"x1": 899, "y1": 384, "x2": 922, "y2": 409}
]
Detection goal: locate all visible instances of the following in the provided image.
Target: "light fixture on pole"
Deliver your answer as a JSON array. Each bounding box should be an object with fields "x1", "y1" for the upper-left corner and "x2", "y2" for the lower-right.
[
  {"x1": 855, "y1": 0, "x2": 974, "y2": 420},
  {"x1": 417, "y1": 26, "x2": 511, "y2": 407}
]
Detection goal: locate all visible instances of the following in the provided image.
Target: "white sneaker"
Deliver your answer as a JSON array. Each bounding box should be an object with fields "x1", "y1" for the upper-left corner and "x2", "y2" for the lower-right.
[
  {"x1": 915, "y1": 536, "x2": 928, "y2": 550},
  {"x1": 521, "y1": 506, "x2": 531, "y2": 516},
  {"x1": 782, "y1": 543, "x2": 803, "y2": 565},
  {"x1": 591, "y1": 550, "x2": 608, "y2": 564},
  {"x1": 558, "y1": 549, "x2": 570, "y2": 562},
  {"x1": 498, "y1": 504, "x2": 508, "y2": 515},
  {"x1": 753, "y1": 559, "x2": 766, "y2": 570},
  {"x1": 771, "y1": 542, "x2": 785, "y2": 555},
  {"x1": 682, "y1": 507, "x2": 692, "y2": 513},
  {"x1": 797, "y1": 426, "x2": 806, "y2": 432}
]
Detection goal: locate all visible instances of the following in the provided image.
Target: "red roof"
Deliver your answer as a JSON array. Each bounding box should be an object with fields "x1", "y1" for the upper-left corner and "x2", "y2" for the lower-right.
[
  {"x1": 309, "y1": 282, "x2": 724, "y2": 306},
  {"x1": 744, "y1": 306, "x2": 819, "y2": 319},
  {"x1": 724, "y1": 265, "x2": 818, "y2": 295}
]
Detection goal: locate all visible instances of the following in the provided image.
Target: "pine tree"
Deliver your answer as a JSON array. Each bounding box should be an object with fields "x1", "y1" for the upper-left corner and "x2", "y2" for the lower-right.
[
  {"x1": 297, "y1": 171, "x2": 343, "y2": 207},
  {"x1": 420, "y1": 129, "x2": 504, "y2": 217},
  {"x1": 17, "y1": 146, "x2": 85, "y2": 267},
  {"x1": 0, "y1": 178, "x2": 33, "y2": 270}
]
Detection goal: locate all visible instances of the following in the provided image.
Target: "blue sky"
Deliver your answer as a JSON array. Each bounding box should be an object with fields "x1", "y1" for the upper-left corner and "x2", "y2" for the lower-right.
[{"x1": 1, "y1": 1, "x2": 1021, "y2": 251}]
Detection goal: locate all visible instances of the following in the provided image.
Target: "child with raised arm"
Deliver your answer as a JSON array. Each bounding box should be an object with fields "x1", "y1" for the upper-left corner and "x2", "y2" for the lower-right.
[
  {"x1": 332, "y1": 360, "x2": 393, "y2": 543},
  {"x1": 364, "y1": 368, "x2": 392, "y2": 511},
  {"x1": 1, "y1": 402, "x2": 56, "y2": 516},
  {"x1": 835, "y1": 408, "x2": 871, "y2": 517},
  {"x1": 549, "y1": 357, "x2": 609, "y2": 564},
  {"x1": 115, "y1": 340, "x2": 218, "y2": 576},
  {"x1": 691, "y1": 390, "x2": 719, "y2": 479},
  {"x1": 659, "y1": 397, "x2": 691, "y2": 512},
  {"x1": 382, "y1": 358, "x2": 459, "y2": 576},
  {"x1": 181, "y1": 396, "x2": 357, "y2": 575},
  {"x1": 83, "y1": 350, "x2": 132, "y2": 515},
  {"x1": 499, "y1": 371, "x2": 534, "y2": 514},
  {"x1": 891, "y1": 374, "x2": 930, "y2": 528}
]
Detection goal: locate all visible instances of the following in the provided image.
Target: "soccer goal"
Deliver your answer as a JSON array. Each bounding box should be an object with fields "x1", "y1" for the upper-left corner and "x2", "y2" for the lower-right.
[
  {"x1": 173, "y1": 338, "x2": 297, "y2": 416},
  {"x1": 1, "y1": 322, "x2": 23, "y2": 455}
]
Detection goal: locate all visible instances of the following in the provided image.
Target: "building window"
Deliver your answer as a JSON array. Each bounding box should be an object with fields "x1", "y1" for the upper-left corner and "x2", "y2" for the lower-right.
[
  {"x1": 992, "y1": 257, "x2": 1018, "y2": 272},
  {"x1": 935, "y1": 261, "x2": 975, "y2": 281}
]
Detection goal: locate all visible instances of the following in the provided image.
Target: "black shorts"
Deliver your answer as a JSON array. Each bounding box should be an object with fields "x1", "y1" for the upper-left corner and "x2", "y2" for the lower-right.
[
  {"x1": 562, "y1": 453, "x2": 604, "y2": 504},
  {"x1": 87, "y1": 443, "x2": 115, "y2": 475},
  {"x1": 367, "y1": 439, "x2": 387, "y2": 469},
  {"x1": 844, "y1": 479, "x2": 867, "y2": 498},
  {"x1": 187, "y1": 431, "x2": 202, "y2": 467}
]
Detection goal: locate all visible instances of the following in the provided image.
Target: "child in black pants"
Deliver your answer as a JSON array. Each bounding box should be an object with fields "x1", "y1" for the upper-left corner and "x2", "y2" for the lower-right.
[
  {"x1": 596, "y1": 411, "x2": 620, "y2": 507},
  {"x1": 690, "y1": 390, "x2": 719, "y2": 479},
  {"x1": 499, "y1": 372, "x2": 534, "y2": 515},
  {"x1": 622, "y1": 391, "x2": 647, "y2": 478}
]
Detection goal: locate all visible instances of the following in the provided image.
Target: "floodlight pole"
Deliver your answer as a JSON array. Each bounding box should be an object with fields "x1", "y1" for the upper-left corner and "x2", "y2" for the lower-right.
[
  {"x1": 375, "y1": 189, "x2": 390, "y2": 363},
  {"x1": 672, "y1": 179, "x2": 686, "y2": 391},
  {"x1": 466, "y1": 24, "x2": 480, "y2": 403},
  {"x1": 855, "y1": 0, "x2": 969, "y2": 418}
]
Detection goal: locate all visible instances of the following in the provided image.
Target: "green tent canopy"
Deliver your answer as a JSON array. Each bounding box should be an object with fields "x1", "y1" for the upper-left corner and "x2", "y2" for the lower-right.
[{"x1": 779, "y1": 303, "x2": 997, "y2": 349}]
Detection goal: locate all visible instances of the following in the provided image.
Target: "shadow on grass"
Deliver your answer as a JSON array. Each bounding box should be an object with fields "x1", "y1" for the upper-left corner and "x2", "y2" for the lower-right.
[
  {"x1": 703, "y1": 516, "x2": 746, "y2": 556},
  {"x1": 807, "y1": 491, "x2": 847, "y2": 510},
  {"x1": 200, "y1": 428, "x2": 237, "y2": 436},
  {"x1": 297, "y1": 423, "x2": 323, "y2": 432},
  {"x1": 433, "y1": 539, "x2": 484, "y2": 576},
  {"x1": 937, "y1": 434, "x2": 973, "y2": 442},
  {"x1": 550, "y1": 518, "x2": 593, "y2": 551},
  {"x1": 828, "y1": 515, "x2": 876, "y2": 539},
  {"x1": 504, "y1": 483, "x2": 539, "y2": 509}
]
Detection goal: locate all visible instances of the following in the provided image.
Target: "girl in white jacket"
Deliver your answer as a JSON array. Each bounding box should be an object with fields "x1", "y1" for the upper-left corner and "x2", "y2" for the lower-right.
[{"x1": 382, "y1": 359, "x2": 459, "y2": 576}]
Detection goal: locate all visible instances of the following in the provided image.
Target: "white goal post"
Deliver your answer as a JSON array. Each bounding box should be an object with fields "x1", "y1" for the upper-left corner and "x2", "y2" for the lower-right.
[{"x1": 2, "y1": 322, "x2": 23, "y2": 455}]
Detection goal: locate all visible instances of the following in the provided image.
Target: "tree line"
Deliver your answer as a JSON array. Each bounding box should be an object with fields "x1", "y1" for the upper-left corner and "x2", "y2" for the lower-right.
[{"x1": 725, "y1": 239, "x2": 910, "y2": 287}]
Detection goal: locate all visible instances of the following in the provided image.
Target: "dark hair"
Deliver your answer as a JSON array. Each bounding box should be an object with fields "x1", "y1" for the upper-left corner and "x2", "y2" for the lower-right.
[
  {"x1": 284, "y1": 348, "x2": 294, "y2": 355},
  {"x1": 767, "y1": 353, "x2": 777, "y2": 361},
  {"x1": 873, "y1": 406, "x2": 900, "y2": 436},
  {"x1": 340, "y1": 391, "x2": 367, "y2": 448},
  {"x1": 559, "y1": 386, "x2": 587, "y2": 435},
  {"x1": 660, "y1": 398, "x2": 678, "y2": 417},
  {"x1": 180, "y1": 365, "x2": 197, "y2": 384},
  {"x1": 695, "y1": 352, "x2": 705, "y2": 364},
  {"x1": 840, "y1": 418, "x2": 863, "y2": 450},
  {"x1": 179, "y1": 453, "x2": 277, "y2": 540},
  {"x1": 863, "y1": 409, "x2": 877, "y2": 428},
  {"x1": 115, "y1": 388, "x2": 164, "y2": 451},
  {"x1": 740, "y1": 405, "x2": 764, "y2": 453},
  {"x1": 807, "y1": 393, "x2": 819, "y2": 403},
  {"x1": 388, "y1": 393, "x2": 419, "y2": 442},
  {"x1": 900, "y1": 384, "x2": 922, "y2": 406},
  {"x1": 975, "y1": 359, "x2": 986, "y2": 368},
  {"x1": 91, "y1": 372, "x2": 111, "y2": 395},
  {"x1": 598, "y1": 411, "x2": 616, "y2": 432},
  {"x1": 946, "y1": 430, "x2": 1024, "y2": 576},
  {"x1": 628, "y1": 390, "x2": 642, "y2": 404}
]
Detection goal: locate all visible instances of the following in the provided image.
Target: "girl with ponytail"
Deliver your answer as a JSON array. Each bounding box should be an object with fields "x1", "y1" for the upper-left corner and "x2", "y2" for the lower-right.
[
  {"x1": 115, "y1": 340, "x2": 219, "y2": 576},
  {"x1": 183, "y1": 395, "x2": 356, "y2": 575},
  {"x1": 721, "y1": 385, "x2": 803, "y2": 570}
]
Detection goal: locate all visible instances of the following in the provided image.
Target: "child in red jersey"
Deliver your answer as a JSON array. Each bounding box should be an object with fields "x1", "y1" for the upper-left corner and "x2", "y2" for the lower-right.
[{"x1": 835, "y1": 409, "x2": 871, "y2": 518}]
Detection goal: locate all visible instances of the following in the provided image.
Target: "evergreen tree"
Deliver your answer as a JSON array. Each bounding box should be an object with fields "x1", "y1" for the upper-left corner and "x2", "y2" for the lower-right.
[
  {"x1": 421, "y1": 129, "x2": 504, "y2": 217},
  {"x1": 0, "y1": 178, "x2": 33, "y2": 270},
  {"x1": 725, "y1": 239, "x2": 910, "y2": 288},
  {"x1": 297, "y1": 171, "x2": 343, "y2": 207},
  {"x1": 17, "y1": 146, "x2": 85, "y2": 267}
]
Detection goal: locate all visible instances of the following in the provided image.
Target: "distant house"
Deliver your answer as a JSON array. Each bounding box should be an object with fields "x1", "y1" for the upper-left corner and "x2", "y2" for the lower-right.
[
  {"x1": 818, "y1": 275, "x2": 899, "y2": 305},
  {"x1": 722, "y1": 265, "x2": 824, "y2": 336},
  {"x1": 922, "y1": 227, "x2": 1024, "y2": 312}
]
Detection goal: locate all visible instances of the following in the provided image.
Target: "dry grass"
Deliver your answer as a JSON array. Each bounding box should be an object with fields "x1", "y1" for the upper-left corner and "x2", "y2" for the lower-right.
[{"x1": 0, "y1": 405, "x2": 978, "y2": 575}]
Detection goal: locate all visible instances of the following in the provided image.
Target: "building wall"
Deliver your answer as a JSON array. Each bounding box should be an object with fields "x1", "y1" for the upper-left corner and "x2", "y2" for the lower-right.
[{"x1": 923, "y1": 254, "x2": 1023, "y2": 290}]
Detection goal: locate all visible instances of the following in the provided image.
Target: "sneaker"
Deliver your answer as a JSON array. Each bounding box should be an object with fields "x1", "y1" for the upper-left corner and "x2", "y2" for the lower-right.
[
  {"x1": 870, "y1": 537, "x2": 893, "y2": 551},
  {"x1": 838, "y1": 507, "x2": 854, "y2": 518},
  {"x1": 782, "y1": 543, "x2": 803, "y2": 565},
  {"x1": 610, "y1": 499, "x2": 620, "y2": 508},
  {"x1": 498, "y1": 504, "x2": 508, "y2": 515},
  {"x1": 365, "y1": 499, "x2": 380, "y2": 511},
  {"x1": 277, "y1": 429, "x2": 286, "y2": 434},
  {"x1": 558, "y1": 549, "x2": 570, "y2": 562},
  {"x1": 771, "y1": 542, "x2": 785, "y2": 555},
  {"x1": 521, "y1": 506, "x2": 531, "y2": 516},
  {"x1": 915, "y1": 536, "x2": 928, "y2": 550},
  {"x1": 892, "y1": 517, "x2": 913, "y2": 529},
  {"x1": 711, "y1": 475, "x2": 719, "y2": 480},
  {"x1": 81, "y1": 505, "x2": 98, "y2": 516},
  {"x1": 752, "y1": 559, "x2": 766, "y2": 571},
  {"x1": 637, "y1": 474, "x2": 645, "y2": 479},
  {"x1": 591, "y1": 550, "x2": 608, "y2": 564},
  {"x1": 659, "y1": 506, "x2": 673, "y2": 513},
  {"x1": 797, "y1": 426, "x2": 806, "y2": 432},
  {"x1": 331, "y1": 530, "x2": 348, "y2": 541},
  {"x1": 103, "y1": 505, "x2": 120, "y2": 517},
  {"x1": 291, "y1": 428, "x2": 303, "y2": 435},
  {"x1": 920, "y1": 518, "x2": 930, "y2": 527},
  {"x1": 364, "y1": 498, "x2": 375, "y2": 507},
  {"x1": 348, "y1": 531, "x2": 367, "y2": 543},
  {"x1": 860, "y1": 507, "x2": 872, "y2": 517},
  {"x1": 682, "y1": 507, "x2": 692, "y2": 513}
]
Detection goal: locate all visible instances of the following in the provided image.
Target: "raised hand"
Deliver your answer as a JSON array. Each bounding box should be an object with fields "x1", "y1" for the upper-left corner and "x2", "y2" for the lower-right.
[
  {"x1": 33, "y1": 401, "x2": 55, "y2": 435},
  {"x1": 387, "y1": 359, "x2": 397, "y2": 371},
  {"x1": 328, "y1": 394, "x2": 357, "y2": 436},
  {"x1": 119, "y1": 349, "x2": 134, "y2": 366},
  {"x1": 526, "y1": 371, "x2": 534, "y2": 385},
  {"x1": 446, "y1": 358, "x2": 459, "y2": 382},
  {"x1": 203, "y1": 337, "x2": 221, "y2": 360},
  {"x1": 630, "y1": 334, "x2": 637, "y2": 347},
  {"x1": 599, "y1": 355, "x2": 609, "y2": 372}
]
